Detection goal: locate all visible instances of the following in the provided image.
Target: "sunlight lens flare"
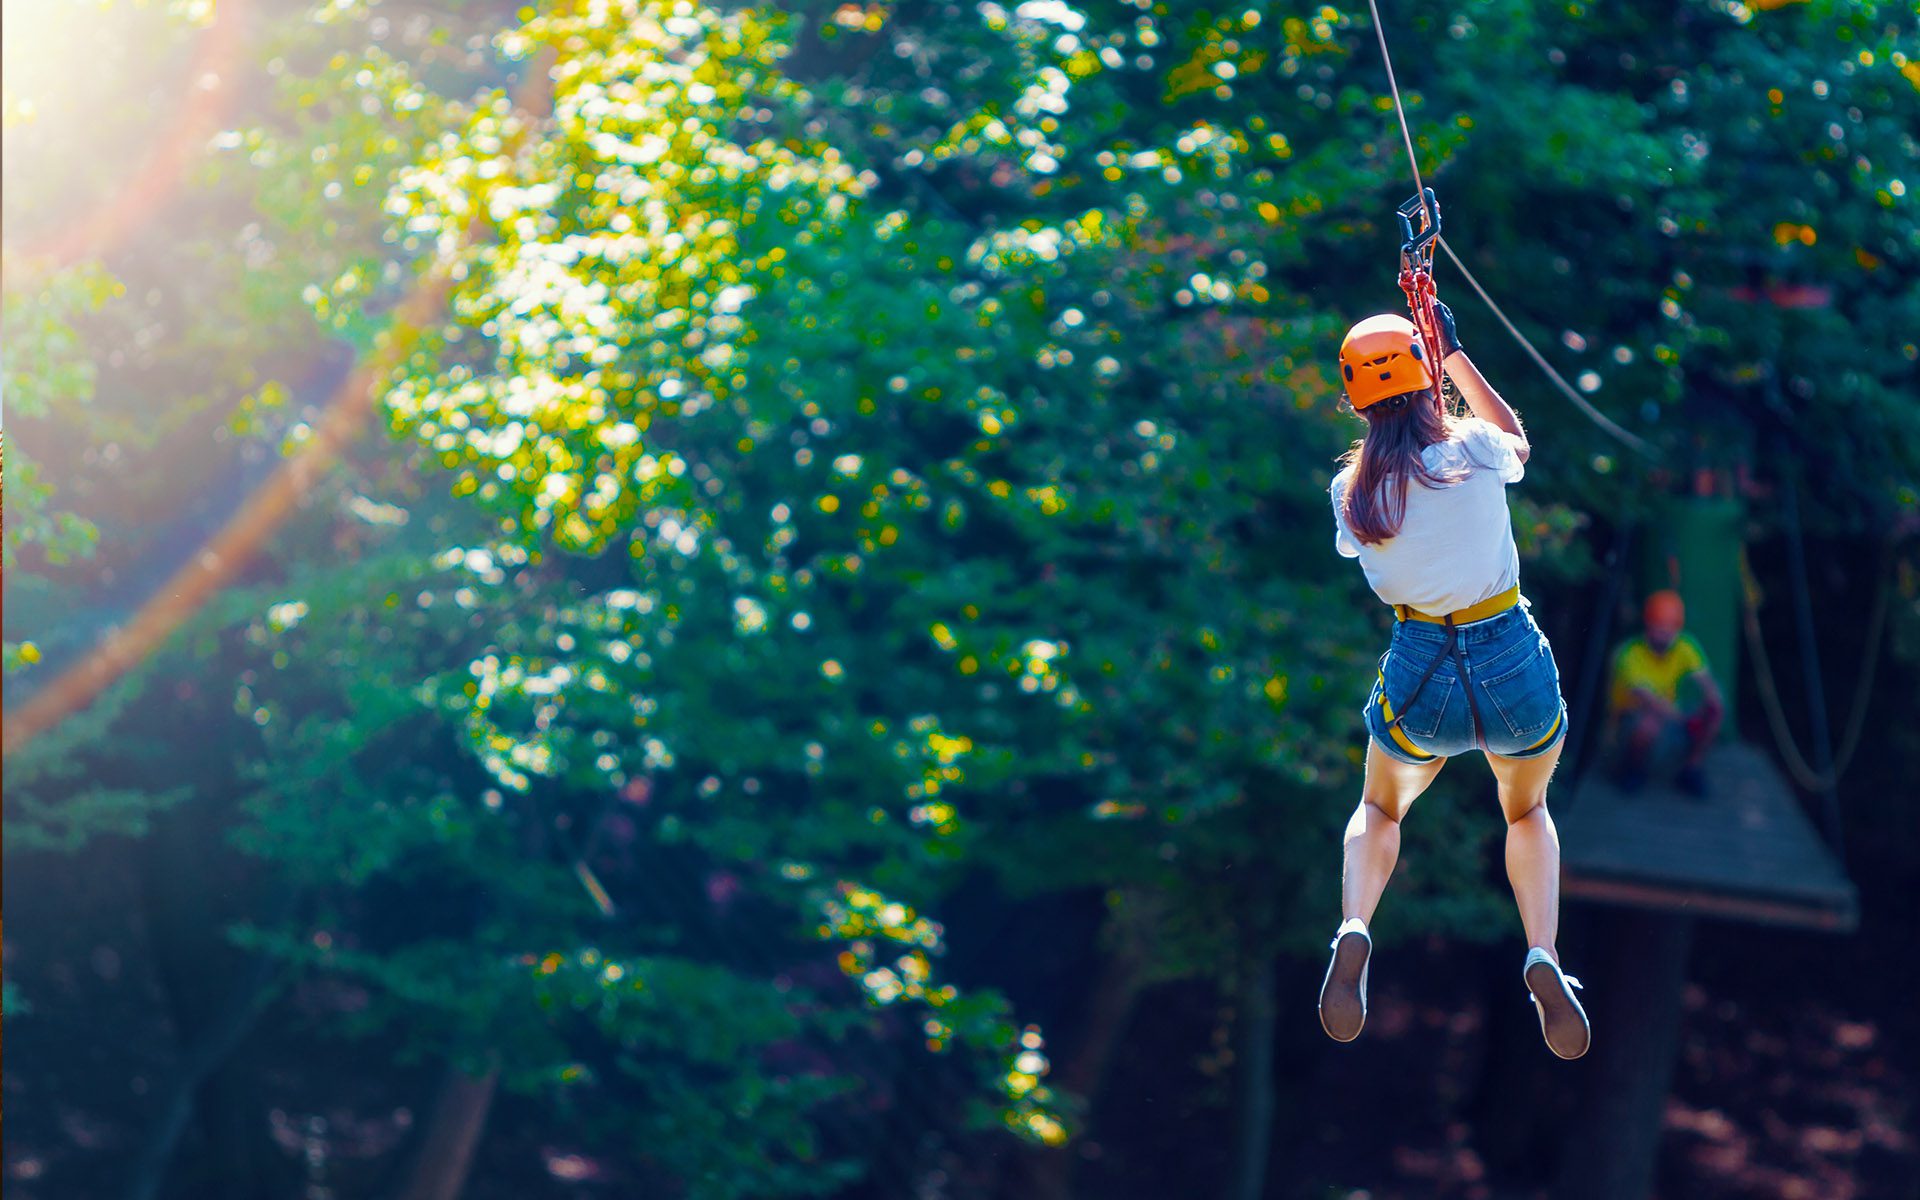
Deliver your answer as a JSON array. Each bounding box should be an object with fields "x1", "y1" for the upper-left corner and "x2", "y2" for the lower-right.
[{"x1": 1, "y1": 0, "x2": 245, "y2": 268}]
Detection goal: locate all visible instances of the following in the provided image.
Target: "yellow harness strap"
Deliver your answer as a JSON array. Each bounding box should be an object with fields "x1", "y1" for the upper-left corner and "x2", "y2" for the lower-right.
[
  {"x1": 1375, "y1": 669, "x2": 1437, "y2": 761},
  {"x1": 1520, "y1": 707, "x2": 1564, "y2": 753},
  {"x1": 1394, "y1": 584, "x2": 1521, "y2": 626},
  {"x1": 1379, "y1": 668, "x2": 1562, "y2": 759}
]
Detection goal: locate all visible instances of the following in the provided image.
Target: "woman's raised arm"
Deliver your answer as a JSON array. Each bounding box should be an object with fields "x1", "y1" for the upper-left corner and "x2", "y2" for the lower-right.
[{"x1": 1434, "y1": 300, "x2": 1528, "y2": 463}]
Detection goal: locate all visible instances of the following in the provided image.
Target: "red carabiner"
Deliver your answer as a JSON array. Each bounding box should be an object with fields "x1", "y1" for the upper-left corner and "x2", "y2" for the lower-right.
[{"x1": 1395, "y1": 188, "x2": 1448, "y2": 414}]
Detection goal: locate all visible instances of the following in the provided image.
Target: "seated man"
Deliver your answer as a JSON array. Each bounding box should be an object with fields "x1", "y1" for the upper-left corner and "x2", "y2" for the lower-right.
[{"x1": 1609, "y1": 590, "x2": 1725, "y2": 796}]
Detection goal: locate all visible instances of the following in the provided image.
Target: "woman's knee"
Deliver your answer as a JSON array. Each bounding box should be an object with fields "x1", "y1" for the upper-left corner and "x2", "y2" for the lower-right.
[
  {"x1": 1500, "y1": 790, "x2": 1548, "y2": 825},
  {"x1": 1351, "y1": 796, "x2": 1406, "y2": 830}
]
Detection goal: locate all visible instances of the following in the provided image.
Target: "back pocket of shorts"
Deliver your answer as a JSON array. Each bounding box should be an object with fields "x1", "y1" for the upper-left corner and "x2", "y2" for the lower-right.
[
  {"x1": 1381, "y1": 649, "x2": 1453, "y2": 740},
  {"x1": 1481, "y1": 636, "x2": 1562, "y2": 740}
]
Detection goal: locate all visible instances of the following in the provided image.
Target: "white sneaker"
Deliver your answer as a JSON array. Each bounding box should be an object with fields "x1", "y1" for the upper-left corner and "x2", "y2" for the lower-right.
[
  {"x1": 1524, "y1": 946, "x2": 1591, "y2": 1060},
  {"x1": 1318, "y1": 919, "x2": 1372, "y2": 1043}
]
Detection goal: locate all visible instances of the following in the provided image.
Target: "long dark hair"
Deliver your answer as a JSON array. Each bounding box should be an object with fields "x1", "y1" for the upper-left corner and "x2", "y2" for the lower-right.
[{"x1": 1337, "y1": 389, "x2": 1468, "y2": 545}]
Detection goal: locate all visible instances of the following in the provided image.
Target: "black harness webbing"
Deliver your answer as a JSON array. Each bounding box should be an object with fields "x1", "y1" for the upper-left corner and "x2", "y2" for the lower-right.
[{"x1": 1383, "y1": 614, "x2": 1490, "y2": 753}]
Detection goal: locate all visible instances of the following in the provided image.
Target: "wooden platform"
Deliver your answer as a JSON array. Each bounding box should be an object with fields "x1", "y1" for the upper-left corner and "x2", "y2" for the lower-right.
[{"x1": 1557, "y1": 742, "x2": 1858, "y2": 932}]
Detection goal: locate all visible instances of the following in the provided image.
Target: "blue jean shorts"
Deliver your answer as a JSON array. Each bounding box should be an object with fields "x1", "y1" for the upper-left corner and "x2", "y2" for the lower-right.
[{"x1": 1363, "y1": 600, "x2": 1568, "y2": 765}]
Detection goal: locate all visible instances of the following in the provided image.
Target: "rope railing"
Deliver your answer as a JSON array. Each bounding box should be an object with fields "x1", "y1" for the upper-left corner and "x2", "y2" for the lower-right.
[{"x1": 1738, "y1": 544, "x2": 1890, "y2": 796}]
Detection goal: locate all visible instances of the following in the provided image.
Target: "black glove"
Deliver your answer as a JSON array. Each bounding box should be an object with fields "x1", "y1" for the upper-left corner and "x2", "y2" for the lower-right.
[{"x1": 1432, "y1": 300, "x2": 1464, "y2": 360}]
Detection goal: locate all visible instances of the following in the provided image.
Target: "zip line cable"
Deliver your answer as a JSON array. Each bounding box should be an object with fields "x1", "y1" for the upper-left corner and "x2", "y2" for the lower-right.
[
  {"x1": 1362, "y1": 0, "x2": 1655, "y2": 460},
  {"x1": 1366, "y1": 0, "x2": 1426, "y2": 210},
  {"x1": 1436, "y1": 238, "x2": 1658, "y2": 458}
]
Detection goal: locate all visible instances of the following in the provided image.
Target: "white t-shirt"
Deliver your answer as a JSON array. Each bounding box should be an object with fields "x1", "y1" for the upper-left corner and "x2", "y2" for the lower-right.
[{"x1": 1331, "y1": 417, "x2": 1527, "y2": 616}]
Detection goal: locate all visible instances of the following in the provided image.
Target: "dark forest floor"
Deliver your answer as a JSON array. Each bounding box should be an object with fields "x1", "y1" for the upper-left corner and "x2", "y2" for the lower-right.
[
  {"x1": 4, "y1": 834, "x2": 1914, "y2": 1200},
  {"x1": 1088, "y1": 925, "x2": 1918, "y2": 1200}
]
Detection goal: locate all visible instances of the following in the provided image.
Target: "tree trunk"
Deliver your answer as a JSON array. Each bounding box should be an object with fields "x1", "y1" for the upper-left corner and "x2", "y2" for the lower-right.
[
  {"x1": 124, "y1": 953, "x2": 280, "y2": 1200},
  {"x1": 1227, "y1": 954, "x2": 1278, "y2": 1200},
  {"x1": 393, "y1": 1057, "x2": 502, "y2": 1200},
  {"x1": 1555, "y1": 909, "x2": 1695, "y2": 1200},
  {"x1": 1005, "y1": 944, "x2": 1149, "y2": 1200},
  {"x1": 136, "y1": 792, "x2": 292, "y2": 1200},
  {"x1": 1464, "y1": 938, "x2": 1572, "y2": 1187}
]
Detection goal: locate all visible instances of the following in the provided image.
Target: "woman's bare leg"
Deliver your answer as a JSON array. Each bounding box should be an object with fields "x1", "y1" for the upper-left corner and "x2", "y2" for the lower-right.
[
  {"x1": 1483, "y1": 739, "x2": 1567, "y2": 959},
  {"x1": 1342, "y1": 740, "x2": 1447, "y2": 924},
  {"x1": 1324, "y1": 741, "x2": 1449, "y2": 1041}
]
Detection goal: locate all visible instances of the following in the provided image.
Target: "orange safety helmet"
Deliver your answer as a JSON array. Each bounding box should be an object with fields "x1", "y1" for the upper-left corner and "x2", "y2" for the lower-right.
[
  {"x1": 1338, "y1": 314, "x2": 1436, "y2": 410},
  {"x1": 1644, "y1": 589, "x2": 1685, "y2": 631}
]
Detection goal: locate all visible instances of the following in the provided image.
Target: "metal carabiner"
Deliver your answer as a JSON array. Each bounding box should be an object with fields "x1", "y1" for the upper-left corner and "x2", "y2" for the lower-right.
[{"x1": 1395, "y1": 187, "x2": 1441, "y2": 257}]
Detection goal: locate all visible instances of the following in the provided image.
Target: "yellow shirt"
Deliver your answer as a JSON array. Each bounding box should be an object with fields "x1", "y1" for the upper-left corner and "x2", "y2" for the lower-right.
[{"x1": 1610, "y1": 633, "x2": 1708, "y2": 712}]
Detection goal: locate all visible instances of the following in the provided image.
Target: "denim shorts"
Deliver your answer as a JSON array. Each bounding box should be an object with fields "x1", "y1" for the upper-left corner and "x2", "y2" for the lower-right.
[{"x1": 1363, "y1": 600, "x2": 1568, "y2": 765}]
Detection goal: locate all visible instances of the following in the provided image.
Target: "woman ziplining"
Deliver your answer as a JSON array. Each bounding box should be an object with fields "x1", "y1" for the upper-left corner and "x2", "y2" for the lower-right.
[
  {"x1": 1316, "y1": 282, "x2": 1591, "y2": 1061},
  {"x1": 1306, "y1": 0, "x2": 1672, "y2": 1059}
]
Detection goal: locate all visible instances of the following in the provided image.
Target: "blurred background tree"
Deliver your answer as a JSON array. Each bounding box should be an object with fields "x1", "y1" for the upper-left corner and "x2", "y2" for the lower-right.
[{"x1": 4, "y1": 0, "x2": 1916, "y2": 1197}]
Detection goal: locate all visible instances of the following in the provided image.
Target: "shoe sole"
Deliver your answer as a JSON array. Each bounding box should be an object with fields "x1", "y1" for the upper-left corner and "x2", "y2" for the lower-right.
[
  {"x1": 1526, "y1": 959, "x2": 1592, "y2": 1060},
  {"x1": 1318, "y1": 931, "x2": 1370, "y2": 1043}
]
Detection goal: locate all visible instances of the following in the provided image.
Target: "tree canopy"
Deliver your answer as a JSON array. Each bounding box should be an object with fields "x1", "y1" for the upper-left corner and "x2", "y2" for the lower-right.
[{"x1": 4, "y1": 0, "x2": 1917, "y2": 1195}]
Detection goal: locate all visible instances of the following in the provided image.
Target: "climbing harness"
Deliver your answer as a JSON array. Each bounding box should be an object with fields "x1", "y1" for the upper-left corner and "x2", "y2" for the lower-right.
[
  {"x1": 1378, "y1": 589, "x2": 1516, "y2": 755},
  {"x1": 1377, "y1": 617, "x2": 1489, "y2": 756},
  {"x1": 1393, "y1": 583, "x2": 1519, "y2": 627}
]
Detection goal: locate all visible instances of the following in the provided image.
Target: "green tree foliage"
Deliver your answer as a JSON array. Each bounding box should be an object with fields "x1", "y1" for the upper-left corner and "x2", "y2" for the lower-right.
[
  {"x1": 1, "y1": 263, "x2": 118, "y2": 670},
  {"x1": 238, "y1": 5, "x2": 1078, "y2": 1183},
  {"x1": 0, "y1": 263, "x2": 183, "y2": 857},
  {"x1": 1417, "y1": 0, "x2": 1920, "y2": 524},
  {"x1": 290, "y1": 4, "x2": 1503, "y2": 1182},
  {"x1": 5, "y1": 0, "x2": 1918, "y2": 1195},
  {"x1": 311, "y1": 0, "x2": 1920, "y2": 1183}
]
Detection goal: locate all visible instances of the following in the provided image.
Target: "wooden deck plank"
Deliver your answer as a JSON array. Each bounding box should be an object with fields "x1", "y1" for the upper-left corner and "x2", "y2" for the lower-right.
[{"x1": 1555, "y1": 743, "x2": 1859, "y2": 931}]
